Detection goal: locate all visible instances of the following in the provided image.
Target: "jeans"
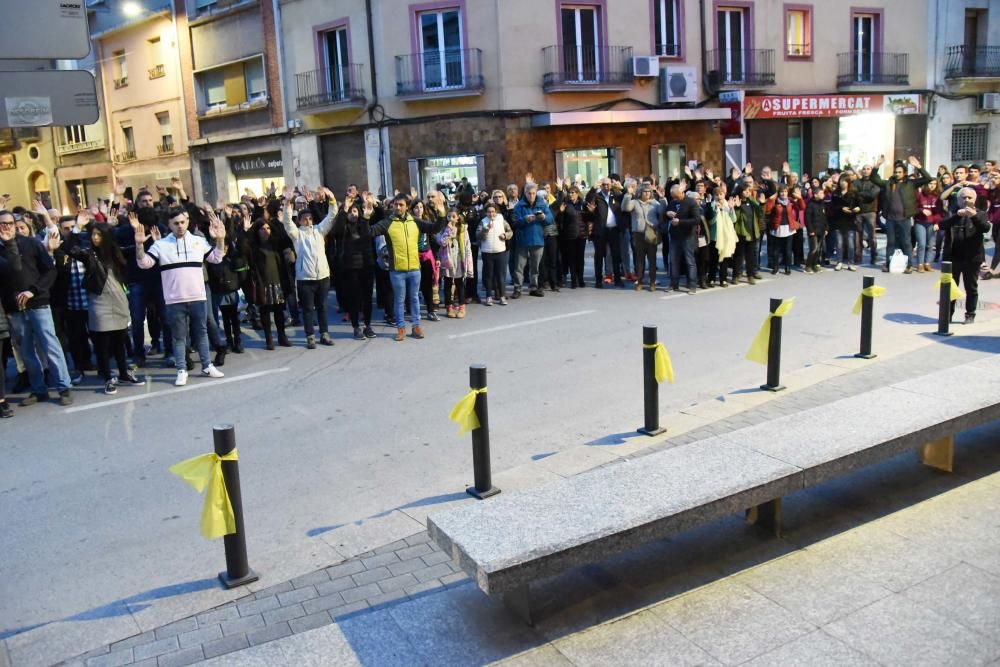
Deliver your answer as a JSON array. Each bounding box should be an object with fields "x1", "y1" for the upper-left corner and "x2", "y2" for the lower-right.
[
  {"x1": 297, "y1": 278, "x2": 330, "y2": 336},
  {"x1": 669, "y1": 235, "x2": 698, "y2": 287},
  {"x1": 9, "y1": 307, "x2": 72, "y2": 394},
  {"x1": 203, "y1": 284, "x2": 226, "y2": 349},
  {"x1": 914, "y1": 224, "x2": 936, "y2": 266},
  {"x1": 857, "y1": 212, "x2": 877, "y2": 263},
  {"x1": 836, "y1": 228, "x2": 856, "y2": 265},
  {"x1": 128, "y1": 280, "x2": 170, "y2": 356},
  {"x1": 390, "y1": 269, "x2": 421, "y2": 327},
  {"x1": 885, "y1": 217, "x2": 913, "y2": 268},
  {"x1": 481, "y1": 251, "x2": 507, "y2": 298},
  {"x1": 514, "y1": 245, "x2": 543, "y2": 290},
  {"x1": 166, "y1": 300, "x2": 211, "y2": 370}
]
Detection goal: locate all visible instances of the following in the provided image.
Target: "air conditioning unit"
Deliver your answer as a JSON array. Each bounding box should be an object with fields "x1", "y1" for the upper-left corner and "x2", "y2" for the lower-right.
[
  {"x1": 659, "y1": 66, "x2": 698, "y2": 104},
  {"x1": 632, "y1": 56, "x2": 660, "y2": 78},
  {"x1": 976, "y1": 93, "x2": 1000, "y2": 112}
]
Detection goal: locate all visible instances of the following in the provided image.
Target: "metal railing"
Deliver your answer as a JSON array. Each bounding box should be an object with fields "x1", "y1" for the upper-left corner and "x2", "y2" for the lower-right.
[
  {"x1": 114, "y1": 149, "x2": 136, "y2": 163},
  {"x1": 786, "y1": 43, "x2": 811, "y2": 57},
  {"x1": 656, "y1": 43, "x2": 681, "y2": 57},
  {"x1": 113, "y1": 76, "x2": 128, "y2": 89},
  {"x1": 148, "y1": 64, "x2": 165, "y2": 79},
  {"x1": 705, "y1": 49, "x2": 775, "y2": 88},
  {"x1": 542, "y1": 45, "x2": 634, "y2": 90},
  {"x1": 945, "y1": 45, "x2": 1000, "y2": 78},
  {"x1": 395, "y1": 48, "x2": 483, "y2": 96},
  {"x1": 157, "y1": 139, "x2": 174, "y2": 155},
  {"x1": 837, "y1": 52, "x2": 909, "y2": 85},
  {"x1": 56, "y1": 138, "x2": 105, "y2": 155},
  {"x1": 295, "y1": 63, "x2": 365, "y2": 109}
]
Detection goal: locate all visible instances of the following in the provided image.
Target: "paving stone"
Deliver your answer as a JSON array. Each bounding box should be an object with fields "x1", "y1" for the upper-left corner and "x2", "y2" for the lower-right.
[
  {"x1": 288, "y1": 610, "x2": 333, "y2": 635},
  {"x1": 200, "y1": 634, "x2": 250, "y2": 660},
  {"x1": 246, "y1": 621, "x2": 292, "y2": 647},
  {"x1": 262, "y1": 604, "x2": 306, "y2": 625},
  {"x1": 742, "y1": 630, "x2": 878, "y2": 666},
  {"x1": 155, "y1": 646, "x2": 203, "y2": 667},
  {"x1": 176, "y1": 624, "x2": 222, "y2": 649},
  {"x1": 276, "y1": 586, "x2": 318, "y2": 606},
  {"x1": 329, "y1": 600, "x2": 371, "y2": 619},
  {"x1": 196, "y1": 606, "x2": 241, "y2": 628},
  {"x1": 133, "y1": 637, "x2": 179, "y2": 661},
  {"x1": 252, "y1": 582, "x2": 293, "y2": 599},
  {"x1": 153, "y1": 617, "x2": 198, "y2": 641},
  {"x1": 132, "y1": 660, "x2": 158, "y2": 667},
  {"x1": 110, "y1": 631, "x2": 155, "y2": 651},
  {"x1": 404, "y1": 532, "x2": 432, "y2": 546},
  {"x1": 85, "y1": 649, "x2": 133, "y2": 667},
  {"x1": 324, "y1": 560, "x2": 365, "y2": 580},
  {"x1": 301, "y1": 592, "x2": 345, "y2": 615},
  {"x1": 420, "y1": 551, "x2": 452, "y2": 567},
  {"x1": 362, "y1": 552, "x2": 400, "y2": 569},
  {"x1": 351, "y1": 566, "x2": 391, "y2": 587},
  {"x1": 405, "y1": 579, "x2": 444, "y2": 597},
  {"x1": 341, "y1": 582, "x2": 383, "y2": 604},
  {"x1": 440, "y1": 572, "x2": 469, "y2": 586},
  {"x1": 236, "y1": 596, "x2": 280, "y2": 617},
  {"x1": 220, "y1": 614, "x2": 265, "y2": 636},
  {"x1": 315, "y1": 576, "x2": 355, "y2": 597},
  {"x1": 413, "y1": 563, "x2": 454, "y2": 583},
  {"x1": 374, "y1": 539, "x2": 408, "y2": 554},
  {"x1": 378, "y1": 573, "x2": 419, "y2": 593},
  {"x1": 367, "y1": 589, "x2": 410, "y2": 608},
  {"x1": 289, "y1": 570, "x2": 329, "y2": 589},
  {"x1": 387, "y1": 558, "x2": 427, "y2": 576},
  {"x1": 395, "y1": 544, "x2": 433, "y2": 561}
]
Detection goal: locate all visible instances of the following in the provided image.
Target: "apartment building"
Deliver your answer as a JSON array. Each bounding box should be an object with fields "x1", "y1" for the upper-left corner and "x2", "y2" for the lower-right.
[
  {"x1": 0, "y1": 128, "x2": 61, "y2": 210},
  {"x1": 178, "y1": 0, "x2": 290, "y2": 204},
  {"x1": 96, "y1": 3, "x2": 192, "y2": 195}
]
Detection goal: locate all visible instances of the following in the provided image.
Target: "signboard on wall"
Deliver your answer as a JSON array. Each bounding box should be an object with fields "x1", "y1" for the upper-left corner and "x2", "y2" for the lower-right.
[
  {"x1": 0, "y1": 70, "x2": 97, "y2": 127},
  {"x1": 743, "y1": 94, "x2": 922, "y2": 120},
  {"x1": 230, "y1": 152, "x2": 283, "y2": 177},
  {"x1": 0, "y1": 0, "x2": 90, "y2": 59}
]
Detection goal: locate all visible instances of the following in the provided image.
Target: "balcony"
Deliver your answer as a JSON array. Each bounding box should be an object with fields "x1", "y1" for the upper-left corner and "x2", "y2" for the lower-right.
[
  {"x1": 786, "y1": 43, "x2": 811, "y2": 58},
  {"x1": 148, "y1": 64, "x2": 165, "y2": 79},
  {"x1": 705, "y1": 49, "x2": 775, "y2": 90},
  {"x1": 56, "y1": 138, "x2": 106, "y2": 156},
  {"x1": 114, "y1": 149, "x2": 136, "y2": 163},
  {"x1": 295, "y1": 64, "x2": 366, "y2": 112},
  {"x1": 837, "y1": 52, "x2": 909, "y2": 87},
  {"x1": 542, "y1": 45, "x2": 634, "y2": 92},
  {"x1": 113, "y1": 76, "x2": 128, "y2": 89},
  {"x1": 945, "y1": 45, "x2": 1000, "y2": 79},
  {"x1": 395, "y1": 48, "x2": 484, "y2": 100},
  {"x1": 197, "y1": 96, "x2": 269, "y2": 119},
  {"x1": 156, "y1": 139, "x2": 174, "y2": 155},
  {"x1": 655, "y1": 43, "x2": 681, "y2": 58}
]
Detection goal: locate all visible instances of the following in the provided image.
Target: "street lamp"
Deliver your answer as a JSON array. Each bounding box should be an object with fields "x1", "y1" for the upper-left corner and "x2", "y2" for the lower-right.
[{"x1": 122, "y1": 1, "x2": 142, "y2": 17}]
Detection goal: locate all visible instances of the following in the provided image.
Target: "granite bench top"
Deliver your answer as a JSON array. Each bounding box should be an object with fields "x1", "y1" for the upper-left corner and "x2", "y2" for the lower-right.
[{"x1": 428, "y1": 355, "x2": 1000, "y2": 595}]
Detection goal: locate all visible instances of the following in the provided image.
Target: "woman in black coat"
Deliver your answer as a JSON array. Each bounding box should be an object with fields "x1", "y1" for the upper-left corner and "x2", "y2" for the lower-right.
[
  {"x1": 828, "y1": 178, "x2": 861, "y2": 271},
  {"x1": 333, "y1": 201, "x2": 376, "y2": 340},
  {"x1": 803, "y1": 178, "x2": 829, "y2": 273},
  {"x1": 557, "y1": 186, "x2": 588, "y2": 288}
]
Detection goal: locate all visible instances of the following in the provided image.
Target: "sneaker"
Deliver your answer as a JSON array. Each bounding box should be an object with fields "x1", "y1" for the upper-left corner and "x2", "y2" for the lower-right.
[
  {"x1": 104, "y1": 379, "x2": 118, "y2": 395},
  {"x1": 411, "y1": 326, "x2": 425, "y2": 339},
  {"x1": 70, "y1": 372, "x2": 84, "y2": 386},
  {"x1": 511, "y1": 289, "x2": 521, "y2": 299},
  {"x1": 835, "y1": 262, "x2": 843, "y2": 271},
  {"x1": 529, "y1": 289, "x2": 545, "y2": 297},
  {"x1": 426, "y1": 311, "x2": 440, "y2": 322},
  {"x1": 202, "y1": 365, "x2": 225, "y2": 379},
  {"x1": 904, "y1": 266, "x2": 913, "y2": 274},
  {"x1": 363, "y1": 326, "x2": 377, "y2": 339},
  {"x1": 120, "y1": 371, "x2": 144, "y2": 386},
  {"x1": 58, "y1": 390, "x2": 73, "y2": 406},
  {"x1": 804, "y1": 266, "x2": 814, "y2": 274},
  {"x1": 0, "y1": 401, "x2": 12, "y2": 418},
  {"x1": 12, "y1": 372, "x2": 29, "y2": 394},
  {"x1": 498, "y1": 297, "x2": 509, "y2": 305},
  {"x1": 917, "y1": 264, "x2": 926, "y2": 273},
  {"x1": 306, "y1": 335, "x2": 317, "y2": 349},
  {"x1": 214, "y1": 346, "x2": 227, "y2": 367},
  {"x1": 882, "y1": 265, "x2": 890, "y2": 273},
  {"x1": 688, "y1": 287, "x2": 697, "y2": 295},
  {"x1": 457, "y1": 305, "x2": 466, "y2": 318},
  {"x1": 175, "y1": 370, "x2": 189, "y2": 386},
  {"x1": 847, "y1": 264, "x2": 856, "y2": 271},
  {"x1": 447, "y1": 305, "x2": 457, "y2": 318},
  {"x1": 148, "y1": 342, "x2": 162, "y2": 356},
  {"x1": 964, "y1": 313, "x2": 976, "y2": 325},
  {"x1": 395, "y1": 327, "x2": 406, "y2": 342},
  {"x1": 22, "y1": 393, "x2": 46, "y2": 406},
  {"x1": 353, "y1": 327, "x2": 365, "y2": 341},
  {"x1": 484, "y1": 296, "x2": 494, "y2": 306}
]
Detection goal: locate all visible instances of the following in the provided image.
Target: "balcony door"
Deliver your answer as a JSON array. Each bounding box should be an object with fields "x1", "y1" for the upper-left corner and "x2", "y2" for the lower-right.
[
  {"x1": 419, "y1": 9, "x2": 464, "y2": 91},
  {"x1": 717, "y1": 8, "x2": 746, "y2": 83},
  {"x1": 324, "y1": 28, "x2": 350, "y2": 101},
  {"x1": 561, "y1": 6, "x2": 600, "y2": 83},
  {"x1": 852, "y1": 13, "x2": 876, "y2": 82}
]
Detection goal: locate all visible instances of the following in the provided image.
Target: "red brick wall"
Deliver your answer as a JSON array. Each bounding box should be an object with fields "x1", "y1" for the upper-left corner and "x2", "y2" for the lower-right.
[
  {"x1": 259, "y1": 0, "x2": 285, "y2": 130},
  {"x1": 174, "y1": 1, "x2": 200, "y2": 143}
]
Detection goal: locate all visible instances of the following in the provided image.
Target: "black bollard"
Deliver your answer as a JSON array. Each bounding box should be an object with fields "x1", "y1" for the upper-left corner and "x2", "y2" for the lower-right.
[
  {"x1": 214, "y1": 424, "x2": 259, "y2": 589},
  {"x1": 637, "y1": 325, "x2": 666, "y2": 436},
  {"x1": 935, "y1": 261, "x2": 954, "y2": 337},
  {"x1": 467, "y1": 365, "x2": 500, "y2": 500},
  {"x1": 856, "y1": 275, "x2": 877, "y2": 359},
  {"x1": 761, "y1": 298, "x2": 785, "y2": 392}
]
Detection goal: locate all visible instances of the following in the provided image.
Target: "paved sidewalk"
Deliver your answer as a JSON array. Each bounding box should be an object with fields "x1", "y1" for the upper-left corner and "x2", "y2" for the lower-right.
[{"x1": 58, "y1": 326, "x2": 1000, "y2": 666}]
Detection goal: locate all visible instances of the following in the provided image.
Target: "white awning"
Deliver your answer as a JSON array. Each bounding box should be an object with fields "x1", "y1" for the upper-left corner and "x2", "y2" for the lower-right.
[{"x1": 531, "y1": 108, "x2": 732, "y2": 127}]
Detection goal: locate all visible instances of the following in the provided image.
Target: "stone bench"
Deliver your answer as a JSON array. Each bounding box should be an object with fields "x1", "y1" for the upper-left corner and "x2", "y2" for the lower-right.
[{"x1": 427, "y1": 355, "x2": 1000, "y2": 625}]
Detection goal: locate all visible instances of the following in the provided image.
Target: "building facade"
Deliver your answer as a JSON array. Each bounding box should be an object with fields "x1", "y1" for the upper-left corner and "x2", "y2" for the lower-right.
[{"x1": 0, "y1": 128, "x2": 61, "y2": 210}]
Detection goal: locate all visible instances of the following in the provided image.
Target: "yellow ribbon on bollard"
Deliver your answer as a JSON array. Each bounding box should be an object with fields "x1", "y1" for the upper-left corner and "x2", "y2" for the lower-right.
[
  {"x1": 746, "y1": 298, "x2": 796, "y2": 365},
  {"x1": 852, "y1": 285, "x2": 887, "y2": 315},
  {"x1": 642, "y1": 342, "x2": 675, "y2": 384},
  {"x1": 169, "y1": 450, "x2": 239, "y2": 540},
  {"x1": 449, "y1": 388, "x2": 487, "y2": 435},
  {"x1": 940, "y1": 273, "x2": 966, "y2": 302}
]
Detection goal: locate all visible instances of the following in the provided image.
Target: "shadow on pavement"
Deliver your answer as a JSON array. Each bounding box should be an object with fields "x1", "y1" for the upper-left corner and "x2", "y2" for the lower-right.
[
  {"x1": 305, "y1": 492, "x2": 469, "y2": 537},
  {"x1": 884, "y1": 312, "x2": 938, "y2": 325},
  {"x1": 918, "y1": 333, "x2": 1000, "y2": 352}
]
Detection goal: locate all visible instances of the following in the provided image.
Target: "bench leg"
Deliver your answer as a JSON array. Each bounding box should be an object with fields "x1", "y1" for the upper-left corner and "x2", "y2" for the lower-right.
[
  {"x1": 919, "y1": 436, "x2": 954, "y2": 473},
  {"x1": 503, "y1": 585, "x2": 534, "y2": 627},
  {"x1": 746, "y1": 498, "x2": 782, "y2": 537}
]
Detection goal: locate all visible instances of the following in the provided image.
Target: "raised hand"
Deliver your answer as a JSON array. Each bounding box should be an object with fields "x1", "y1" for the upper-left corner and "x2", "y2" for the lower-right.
[
  {"x1": 114, "y1": 178, "x2": 127, "y2": 197},
  {"x1": 150, "y1": 225, "x2": 161, "y2": 241},
  {"x1": 129, "y1": 212, "x2": 147, "y2": 243},
  {"x1": 208, "y1": 215, "x2": 226, "y2": 241},
  {"x1": 46, "y1": 229, "x2": 61, "y2": 253}
]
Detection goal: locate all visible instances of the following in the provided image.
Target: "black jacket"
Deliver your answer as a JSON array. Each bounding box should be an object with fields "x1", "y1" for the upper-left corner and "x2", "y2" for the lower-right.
[
  {"x1": 585, "y1": 189, "x2": 624, "y2": 238},
  {"x1": 942, "y1": 210, "x2": 991, "y2": 263},
  {"x1": 557, "y1": 198, "x2": 588, "y2": 240},
  {"x1": 332, "y1": 211, "x2": 375, "y2": 270},
  {"x1": 0, "y1": 254, "x2": 10, "y2": 338},
  {"x1": 804, "y1": 197, "x2": 828, "y2": 236},
  {"x1": 0, "y1": 235, "x2": 56, "y2": 311},
  {"x1": 660, "y1": 196, "x2": 704, "y2": 240}
]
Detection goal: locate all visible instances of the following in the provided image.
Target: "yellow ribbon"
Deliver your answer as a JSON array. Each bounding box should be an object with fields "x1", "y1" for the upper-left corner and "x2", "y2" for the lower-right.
[
  {"x1": 852, "y1": 285, "x2": 887, "y2": 315},
  {"x1": 940, "y1": 273, "x2": 966, "y2": 302},
  {"x1": 169, "y1": 450, "x2": 239, "y2": 540},
  {"x1": 746, "y1": 298, "x2": 796, "y2": 365},
  {"x1": 449, "y1": 388, "x2": 487, "y2": 435},
  {"x1": 642, "y1": 342, "x2": 675, "y2": 384}
]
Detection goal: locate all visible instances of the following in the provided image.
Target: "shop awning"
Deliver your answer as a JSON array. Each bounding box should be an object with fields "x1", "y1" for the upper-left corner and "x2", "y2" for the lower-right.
[{"x1": 531, "y1": 108, "x2": 732, "y2": 127}]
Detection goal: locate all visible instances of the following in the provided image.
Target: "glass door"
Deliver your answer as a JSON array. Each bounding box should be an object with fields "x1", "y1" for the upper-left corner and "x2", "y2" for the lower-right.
[
  {"x1": 853, "y1": 14, "x2": 875, "y2": 82},
  {"x1": 324, "y1": 28, "x2": 350, "y2": 100},
  {"x1": 420, "y1": 10, "x2": 464, "y2": 90},
  {"x1": 717, "y1": 9, "x2": 746, "y2": 83},
  {"x1": 561, "y1": 6, "x2": 600, "y2": 83}
]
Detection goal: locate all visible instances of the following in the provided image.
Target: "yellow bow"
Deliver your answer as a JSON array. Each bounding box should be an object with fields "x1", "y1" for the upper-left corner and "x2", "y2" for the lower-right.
[
  {"x1": 642, "y1": 342, "x2": 675, "y2": 384},
  {"x1": 852, "y1": 285, "x2": 887, "y2": 315},
  {"x1": 940, "y1": 273, "x2": 966, "y2": 302},
  {"x1": 746, "y1": 298, "x2": 795, "y2": 365},
  {"x1": 169, "y1": 450, "x2": 239, "y2": 540},
  {"x1": 449, "y1": 388, "x2": 487, "y2": 435}
]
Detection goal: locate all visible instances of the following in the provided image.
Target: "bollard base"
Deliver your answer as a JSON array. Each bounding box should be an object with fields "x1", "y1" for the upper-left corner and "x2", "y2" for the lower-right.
[
  {"x1": 467, "y1": 485, "x2": 501, "y2": 500},
  {"x1": 218, "y1": 568, "x2": 259, "y2": 589},
  {"x1": 760, "y1": 384, "x2": 785, "y2": 393},
  {"x1": 854, "y1": 353, "x2": 877, "y2": 359},
  {"x1": 933, "y1": 331, "x2": 954, "y2": 337},
  {"x1": 637, "y1": 426, "x2": 666, "y2": 437}
]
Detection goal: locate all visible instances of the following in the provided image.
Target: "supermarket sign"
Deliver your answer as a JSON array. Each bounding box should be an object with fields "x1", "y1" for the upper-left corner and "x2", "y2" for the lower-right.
[{"x1": 743, "y1": 94, "x2": 921, "y2": 119}]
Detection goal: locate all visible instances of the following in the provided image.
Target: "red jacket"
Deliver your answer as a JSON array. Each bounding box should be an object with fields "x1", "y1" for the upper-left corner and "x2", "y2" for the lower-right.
[
  {"x1": 914, "y1": 191, "x2": 943, "y2": 225},
  {"x1": 764, "y1": 196, "x2": 805, "y2": 231}
]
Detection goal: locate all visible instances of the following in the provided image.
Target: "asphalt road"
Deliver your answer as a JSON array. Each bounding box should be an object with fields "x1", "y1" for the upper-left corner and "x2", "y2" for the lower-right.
[{"x1": 2, "y1": 258, "x2": 996, "y2": 651}]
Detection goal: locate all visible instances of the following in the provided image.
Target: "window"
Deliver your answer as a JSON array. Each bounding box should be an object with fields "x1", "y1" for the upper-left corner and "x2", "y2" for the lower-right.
[
  {"x1": 148, "y1": 37, "x2": 162, "y2": 65},
  {"x1": 156, "y1": 112, "x2": 173, "y2": 153},
  {"x1": 555, "y1": 148, "x2": 618, "y2": 187},
  {"x1": 195, "y1": 0, "x2": 217, "y2": 14},
  {"x1": 952, "y1": 125, "x2": 989, "y2": 163},
  {"x1": 63, "y1": 125, "x2": 87, "y2": 145},
  {"x1": 652, "y1": 144, "x2": 686, "y2": 182},
  {"x1": 245, "y1": 58, "x2": 266, "y2": 100},
  {"x1": 417, "y1": 8, "x2": 464, "y2": 90},
  {"x1": 201, "y1": 68, "x2": 226, "y2": 109},
  {"x1": 197, "y1": 57, "x2": 266, "y2": 113},
  {"x1": 560, "y1": 5, "x2": 601, "y2": 83},
  {"x1": 717, "y1": 7, "x2": 747, "y2": 82},
  {"x1": 323, "y1": 26, "x2": 351, "y2": 100},
  {"x1": 653, "y1": 0, "x2": 681, "y2": 57},
  {"x1": 121, "y1": 124, "x2": 135, "y2": 157},
  {"x1": 851, "y1": 12, "x2": 879, "y2": 82},
  {"x1": 785, "y1": 6, "x2": 811, "y2": 58},
  {"x1": 113, "y1": 49, "x2": 128, "y2": 87}
]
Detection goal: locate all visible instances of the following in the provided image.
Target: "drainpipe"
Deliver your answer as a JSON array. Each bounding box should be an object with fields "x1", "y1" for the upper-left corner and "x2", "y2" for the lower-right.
[
  {"x1": 699, "y1": 0, "x2": 711, "y2": 98},
  {"x1": 365, "y1": 0, "x2": 388, "y2": 196},
  {"x1": 272, "y1": 0, "x2": 289, "y2": 130}
]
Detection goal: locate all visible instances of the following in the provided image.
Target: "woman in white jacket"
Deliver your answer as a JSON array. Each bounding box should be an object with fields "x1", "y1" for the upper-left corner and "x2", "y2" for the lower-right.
[
  {"x1": 437, "y1": 210, "x2": 474, "y2": 318},
  {"x1": 477, "y1": 203, "x2": 513, "y2": 306},
  {"x1": 281, "y1": 190, "x2": 338, "y2": 349}
]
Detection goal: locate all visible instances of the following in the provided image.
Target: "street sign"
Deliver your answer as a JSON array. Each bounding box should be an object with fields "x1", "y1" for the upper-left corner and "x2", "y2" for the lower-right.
[
  {"x1": 0, "y1": 0, "x2": 91, "y2": 59},
  {"x1": 0, "y1": 70, "x2": 98, "y2": 127}
]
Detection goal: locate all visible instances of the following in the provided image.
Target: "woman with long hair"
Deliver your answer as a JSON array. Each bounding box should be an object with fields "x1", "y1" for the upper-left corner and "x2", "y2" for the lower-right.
[
  {"x1": 914, "y1": 179, "x2": 943, "y2": 272},
  {"x1": 333, "y1": 201, "x2": 377, "y2": 339},
  {"x1": 438, "y1": 209, "x2": 473, "y2": 318},
  {"x1": 829, "y1": 177, "x2": 861, "y2": 271},
  {"x1": 249, "y1": 219, "x2": 290, "y2": 350},
  {"x1": 411, "y1": 198, "x2": 441, "y2": 321}
]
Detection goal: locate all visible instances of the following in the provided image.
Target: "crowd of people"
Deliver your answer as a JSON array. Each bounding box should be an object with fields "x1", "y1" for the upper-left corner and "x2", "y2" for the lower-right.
[{"x1": 1, "y1": 158, "x2": 997, "y2": 417}]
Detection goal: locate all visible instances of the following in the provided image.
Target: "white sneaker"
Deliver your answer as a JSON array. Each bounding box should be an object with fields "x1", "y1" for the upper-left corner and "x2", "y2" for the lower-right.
[
  {"x1": 202, "y1": 365, "x2": 224, "y2": 379},
  {"x1": 175, "y1": 370, "x2": 188, "y2": 386}
]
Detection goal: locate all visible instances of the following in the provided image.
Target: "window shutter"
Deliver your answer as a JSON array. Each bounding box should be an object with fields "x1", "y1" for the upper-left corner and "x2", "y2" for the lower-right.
[{"x1": 223, "y1": 63, "x2": 247, "y2": 106}]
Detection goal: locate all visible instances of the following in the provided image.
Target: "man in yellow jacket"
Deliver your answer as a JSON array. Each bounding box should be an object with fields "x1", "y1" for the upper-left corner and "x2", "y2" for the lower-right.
[{"x1": 371, "y1": 195, "x2": 447, "y2": 341}]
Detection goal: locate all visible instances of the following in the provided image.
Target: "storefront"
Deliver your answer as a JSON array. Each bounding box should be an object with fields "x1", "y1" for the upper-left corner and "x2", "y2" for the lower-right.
[
  {"x1": 741, "y1": 93, "x2": 926, "y2": 177},
  {"x1": 407, "y1": 154, "x2": 485, "y2": 199},
  {"x1": 230, "y1": 151, "x2": 285, "y2": 198}
]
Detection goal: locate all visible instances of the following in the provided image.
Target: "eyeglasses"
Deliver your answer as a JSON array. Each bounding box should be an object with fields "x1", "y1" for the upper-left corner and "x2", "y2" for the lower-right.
[{"x1": 0, "y1": 221, "x2": 14, "y2": 227}]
